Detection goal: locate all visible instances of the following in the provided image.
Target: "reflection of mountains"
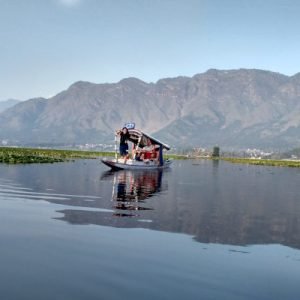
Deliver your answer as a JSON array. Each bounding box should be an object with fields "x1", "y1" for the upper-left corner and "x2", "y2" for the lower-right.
[
  {"x1": 55, "y1": 166, "x2": 300, "y2": 250},
  {"x1": 9, "y1": 161, "x2": 295, "y2": 250},
  {"x1": 57, "y1": 200, "x2": 300, "y2": 250}
]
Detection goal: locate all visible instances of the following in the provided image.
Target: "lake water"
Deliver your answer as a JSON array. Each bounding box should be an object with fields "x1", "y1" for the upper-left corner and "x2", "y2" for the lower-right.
[{"x1": 0, "y1": 159, "x2": 299, "y2": 299}]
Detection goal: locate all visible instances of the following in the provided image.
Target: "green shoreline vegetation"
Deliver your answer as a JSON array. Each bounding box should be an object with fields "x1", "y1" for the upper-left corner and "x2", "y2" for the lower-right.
[
  {"x1": 220, "y1": 157, "x2": 300, "y2": 168},
  {"x1": 0, "y1": 147, "x2": 188, "y2": 164},
  {"x1": 1, "y1": 147, "x2": 300, "y2": 168},
  {"x1": 0, "y1": 147, "x2": 112, "y2": 164}
]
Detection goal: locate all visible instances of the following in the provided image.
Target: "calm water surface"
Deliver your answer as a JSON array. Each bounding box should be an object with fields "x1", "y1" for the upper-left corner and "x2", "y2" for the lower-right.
[{"x1": 0, "y1": 159, "x2": 299, "y2": 300}]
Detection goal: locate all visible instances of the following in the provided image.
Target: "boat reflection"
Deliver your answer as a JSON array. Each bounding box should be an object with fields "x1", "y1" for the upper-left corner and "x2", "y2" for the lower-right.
[{"x1": 105, "y1": 170, "x2": 165, "y2": 217}]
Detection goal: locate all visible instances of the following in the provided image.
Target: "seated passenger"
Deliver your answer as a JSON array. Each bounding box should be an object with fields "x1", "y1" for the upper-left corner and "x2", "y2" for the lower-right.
[
  {"x1": 135, "y1": 151, "x2": 143, "y2": 161},
  {"x1": 142, "y1": 138, "x2": 155, "y2": 160},
  {"x1": 133, "y1": 145, "x2": 143, "y2": 161}
]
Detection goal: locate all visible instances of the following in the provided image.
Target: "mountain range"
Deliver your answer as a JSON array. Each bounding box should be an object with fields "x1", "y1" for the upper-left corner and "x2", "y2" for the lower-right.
[
  {"x1": 0, "y1": 99, "x2": 20, "y2": 113},
  {"x1": 1, "y1": 69, "x2": 300, "y2": 150}
]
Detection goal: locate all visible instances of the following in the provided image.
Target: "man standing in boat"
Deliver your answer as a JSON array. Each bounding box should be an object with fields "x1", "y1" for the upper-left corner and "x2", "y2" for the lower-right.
[{"x1": 116, "y1": 127, "x2": 130, "y2": 160}]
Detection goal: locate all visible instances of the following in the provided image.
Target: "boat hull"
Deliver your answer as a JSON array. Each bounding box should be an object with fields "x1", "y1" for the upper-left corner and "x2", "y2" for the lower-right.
[{"x1": 101, "y1": 158, "x2": 172, "y2": 170}]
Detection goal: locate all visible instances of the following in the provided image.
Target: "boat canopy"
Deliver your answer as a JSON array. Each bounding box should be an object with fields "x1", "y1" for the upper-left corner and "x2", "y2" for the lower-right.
[{"x1": 126, "y1": 128, "x2": 171, "y2": 151}]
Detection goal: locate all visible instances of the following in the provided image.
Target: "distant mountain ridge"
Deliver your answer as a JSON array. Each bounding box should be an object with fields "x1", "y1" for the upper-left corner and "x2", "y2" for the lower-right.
[
  {"x1": 0, "y1": 99, "x2": 20, "y2": 113},
  {"x1": 1, "y1": 69, "x2": 300, "y2": 150}
]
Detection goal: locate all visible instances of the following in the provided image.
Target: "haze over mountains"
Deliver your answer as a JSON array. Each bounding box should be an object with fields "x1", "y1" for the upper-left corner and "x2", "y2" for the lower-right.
[
  {"x1": 0, "y1": 99, "x2": 20, "y2": 113},
  {"x1": 1, "y1": 69, "x2": 300, "y2": 150}
]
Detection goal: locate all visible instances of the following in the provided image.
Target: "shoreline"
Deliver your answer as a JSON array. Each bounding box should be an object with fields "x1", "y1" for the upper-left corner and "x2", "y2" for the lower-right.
[{"x1": 1, "y1": 147, "x2": 300, "y2": 167}]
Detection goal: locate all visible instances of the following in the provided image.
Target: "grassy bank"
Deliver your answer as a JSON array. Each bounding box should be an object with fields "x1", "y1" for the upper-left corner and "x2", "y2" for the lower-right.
[
  {"x1": 165, "y1": 153, "x2": 189, "y2": 160},
  {"x1": 221, "y1": 157, "x2": 300, "y2": 168},
  {"x1": 0, "y1": 147, "x2": 111, "y2": 164},
  {"x1": 0, "y1": 147, "x2": 189, "y2": 164},
  {"x1": 2, "y1": 147, "x2": 299, "y2": 168}
]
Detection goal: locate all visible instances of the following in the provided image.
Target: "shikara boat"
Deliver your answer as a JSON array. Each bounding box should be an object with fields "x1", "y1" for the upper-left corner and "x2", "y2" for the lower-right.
[{"x1": 101, "y1": 124, "x2": 172, "y2": 171}]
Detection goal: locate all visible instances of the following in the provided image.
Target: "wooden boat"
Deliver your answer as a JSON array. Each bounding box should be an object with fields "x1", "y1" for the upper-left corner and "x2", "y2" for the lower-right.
[{"x1": 101, "y1": 124, "x2": 172, "y2": 170}]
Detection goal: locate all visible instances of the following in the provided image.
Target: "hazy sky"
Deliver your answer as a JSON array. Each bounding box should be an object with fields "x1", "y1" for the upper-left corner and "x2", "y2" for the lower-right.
[{"x1": 1, "y1": 0, "x2": 300, "y2": 100}]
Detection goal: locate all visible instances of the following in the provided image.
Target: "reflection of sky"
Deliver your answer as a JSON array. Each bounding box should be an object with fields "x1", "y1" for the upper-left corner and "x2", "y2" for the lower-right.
[
  {"x1": 1, "y1": 159, "x2": 300, "y2": 299},
  {"x1": 0, "y1": 194, "x2": 300, "y2": 300}
]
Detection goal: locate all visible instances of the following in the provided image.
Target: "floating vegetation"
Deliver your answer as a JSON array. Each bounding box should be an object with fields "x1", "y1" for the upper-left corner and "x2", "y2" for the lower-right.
[
  {"x1": 222, "y1": 157, "x2": 300, "y2": 168},
  {"x1": 165, "y1": 154, "x2": 190, "y2": 160},
  {"x1": 2, "y1": 147, "x2": 299, "y2": 168},
  {"x1": 0, "y1": 147, "x2": 111, "y2": 164}
]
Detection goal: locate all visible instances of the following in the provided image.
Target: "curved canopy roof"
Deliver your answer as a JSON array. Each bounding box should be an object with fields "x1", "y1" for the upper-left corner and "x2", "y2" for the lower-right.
[{"x1": 127, "y1": 128, "x2": 170, "y2": 150}]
